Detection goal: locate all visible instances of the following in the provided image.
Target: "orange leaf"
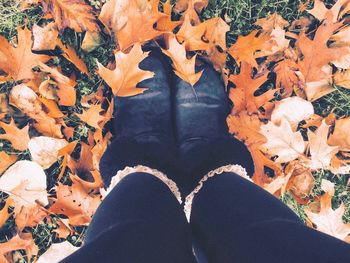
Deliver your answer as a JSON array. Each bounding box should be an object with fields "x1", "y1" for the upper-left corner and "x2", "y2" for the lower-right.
[
  {"x1": 229, "y1": 62, "x2": 274, "y2": 115},
  {"x1": 38, "y1": 62, "x2": 77, "y2": 106},
  {"x1": 41, "y1": 0, "x2": 99, "y2": 32},
  {"x1": 156, "y1": 0, "x2": 182, "y2": 32},
  {"x1": 97, "y1": 43, "x2": 154, "y2": 97},
  {"x1": 0, "y1": 234, "x2": 38, "y2": 263},
  {"x1": 56, "y1": 39, "x2": 89, "y2": 76},
  {"x1": 162, "y1": 34, "x2": 203, "y2": 86},
  {"x1": 228, "y1": 30, "x2": 272, "y2": 68},
  {"x1": 49, "y1": 180, "x2": 101, "y2": 226},
  {"x1": 32, "y1": 22, "x2": 59, "y2": 51},
  {"x1": 296, "y1": 11, "x2": 348, "y2": 82},
  {"x1": 99, "y1": 0, "x2": 164, "y2": 51},
  {"x1": 0, "y1": 27, "x2": 50, "y2": 81},
  {"x1": 0, "y1": 152, "x2": 17, "y2": 175},
  {"x1": 0, "y1": 119, "x2": 30, "y2": 151},
  {"x1": 76, "y1": 104, "x2": 106, "y2": 129}
]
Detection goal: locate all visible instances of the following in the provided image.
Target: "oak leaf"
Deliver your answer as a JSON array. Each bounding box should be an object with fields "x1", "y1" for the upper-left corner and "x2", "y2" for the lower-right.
[
  {"x1": 296, "y1": 11, "x2": 348, "y2": 83},
  {"x1": 0, "y1": 119, "x2": 30, "y2": 151},
  {"x1": 273, "y1": 57, "x2": 300, "y2": 98},
  {"x1": 156, "y1": 0, "x2": 182, "y2": 32},
  {"x1": 39, "y1": 62, "x2": 77, "y2": 106},
  {"x1": 229, "y1": 62, "x2": 275, "y2": 115},
  {"x1": 97, "y1": 43, "x2": 154, "y2": 97},
  {"x1": 305, "y1": 192, "x2": 350, "y2": 241},
  {"x1": 255, "y1": 13, "x2": 289, "y2": 32},
  {"x1": 14, "y1": 204, "x2": 47, "y2": 231},
  {"x1": 56, "y1": 39, "x2": 89, "y2": 76},
  {"x1": 76, "y1": 104, "x2": 106, "y2": 129},
  {"x1": 0, "y1": 27, "x2": 50, "y2": 81},
  {"x1": 162, "y1": 34, "x2": 203, "y2": 86},
  {"x1": 99, "y1": 0, "x2": 164, "y2": 51},
  {"x1": 174, "y1": 0, "x2": 208, "y2": 13},
  {"x1": 226, "y1": 111, "x2": 281, "y2": 184},
  {"x1": 41, "y1": 0, "x2": 99, "y2": 32},
  {"x1": 0, "y1": 234, "x2": 38, "y2": 263},
  {"x1": 307, "y1": 119, "x2": 339, "y2": 170},
  {"x1": 260, "y1": 118, "x2": 306, "y2": 163},
  {"x1": 228, "y1": 30, "x2": 272, "y2": 68},
  {"x1": 49, "y1": 180, "x2": 101, "y2": 226}
]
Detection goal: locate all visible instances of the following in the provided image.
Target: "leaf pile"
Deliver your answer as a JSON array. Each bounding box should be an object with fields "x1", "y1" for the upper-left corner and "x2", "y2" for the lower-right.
[{"x1": 0, "y1": 0, "x2": 350, "y2": 261}]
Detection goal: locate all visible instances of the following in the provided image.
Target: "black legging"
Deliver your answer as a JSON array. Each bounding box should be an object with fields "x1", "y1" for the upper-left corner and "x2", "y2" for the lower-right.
[{"x1": 61, "y1": 170, "x2": 350, "y2": 262}]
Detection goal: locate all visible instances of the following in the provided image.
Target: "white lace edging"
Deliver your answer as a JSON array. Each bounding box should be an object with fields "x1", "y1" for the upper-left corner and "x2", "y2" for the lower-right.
[
  {"x1": 183, "y1": 164, "x2": 252, "y2": 222},
  {"x1": 100, "y1": 165, "x2": 182, "y2": 204}
]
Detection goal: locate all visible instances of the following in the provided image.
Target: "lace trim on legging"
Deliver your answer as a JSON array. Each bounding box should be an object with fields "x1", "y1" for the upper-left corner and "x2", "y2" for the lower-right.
[
  {"x1": 100, "y1": 165, "x2": 182, "y2": 204},
  {"x1": 183, "y1": 164, "x2": 252, "y2": 222}
]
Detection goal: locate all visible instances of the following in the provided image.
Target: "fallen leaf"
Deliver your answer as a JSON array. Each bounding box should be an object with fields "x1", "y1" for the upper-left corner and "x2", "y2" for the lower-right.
[
  {"x1": 38, "y1": 62, "x2": 77, "y2": 106},
  {"x1": 49, "y1": 179, "x2": 101, "y2": 226},
  {"x1": 307, "y1": 119, "x2": 339, "y2": 170},
  {"x1": 41, "y1": 0, "x2": 99, "y2": 32},
  {"x1": 99, "y1": 0, "x2": 164, "y2": 51},
  {"x1": 0, "y1": 160, "x2": 48, "y2": 206},
  {"x1": 0, "y1": 119, "x2": 30, "y2": 151},
  {"x1": 162, "y1": 34, "x2": 203, "y2": 86},
  {"x1": 28, "y1": 136, "x2": 68, "y2": 169},
  {"x1": 97, "y1": 43, "x2": 154, "y2": 96},
  {"x1": 0, "y1": 234, "x2": 38, "y2": 263},
  {"x1": 228, "y1": 30, "x2": 272, "y2": 68},
  {"x1": 305, "y1": 192, "x2": 350, "y2": 241},
  {"x1": 260, "y1": 117, "x2": 306, "y2": 163},
  {"x1": 271, "y1": 96, "x2": 314, "y2": 130},
  {"x1": 229, "y1": 62, "x2": 274, "y2": 115},
  {"x1": 32, "y1": 22, "x2": 59, "y2": 51},
  {"x1": 255, "y1": 13, "x2": 289, "y2": 32},
  {"x1": 328, "y1": 117, "x2": 350, "y2": 151},
  {"x1": 0, "y1": 27, "x2": 50, "y2": 80},
  {"x1": 76, "y1": 104, "x2": 106, "y2": 129}
]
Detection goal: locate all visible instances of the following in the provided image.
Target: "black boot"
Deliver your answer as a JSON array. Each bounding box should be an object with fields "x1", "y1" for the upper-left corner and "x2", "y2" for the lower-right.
[
  {"x1": 100, "y1": 48, "x2": 178, "y2": 187},
  {"x1": 173, "y1": 58, "x2": 254, "y2": 195}
]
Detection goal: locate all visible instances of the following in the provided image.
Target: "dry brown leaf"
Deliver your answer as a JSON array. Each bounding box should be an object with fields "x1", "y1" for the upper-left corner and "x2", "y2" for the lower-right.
[
  {"x1": 49, "y1": 179, "x2": 101, "y2": 226},
  {"x1": 228, "y1": 30, "x2": 272, "y2": 68},
  {"x1": 0, "y1": 27, "x2": 50, "y2": 81},
  {"x1": 156, "y1": 0, "x2": 182, "y2": 32},
  {"x1": 14, "y1": 205, "x2": 47, "y2": 231},
  {"x1": 32, "y1": 22, "x2": 59, "y2": 51},
  {"x1": 0, "y1": 234, "x2": 38, "y2": 263},
  {"x1": 162, "y1": 34, "x2": 203, "y2": 86},
  {"x1": 97, "y1": 43, "x2": 154, "y2": 96},
  {"x1": 229, "y1": 62, "x2": 274, "y2": 115},
  {"x1": 0, "y1": 119, "x2": 30, "y2": 151},
  {"x1": 41, "y1": 0, "x2": 99, "y2": 32},
  {"x1": 76, "y1": 104, "x2": 106, "y2": 129},
  {"x1": 255, "y1": 13, "x2": 289, "y2": 32},
  {"x1": 56, "y1": 39, "x2": 89, "y2": 76},
  {"x1": 296, "y1": 11, "x2": 348, "y2": 83},
  {"x1": 328, "y1": 117, "x2": 350, "y2": 151},
  {"x1": 99, "y1": 0, "x2": 164, "y2": 51},
  {"x1": 38, "y1": 62, "x2": 77, "y2": 106},
  {"x1": 305, "y1": 192, "x2": 350, "y2": 241}
]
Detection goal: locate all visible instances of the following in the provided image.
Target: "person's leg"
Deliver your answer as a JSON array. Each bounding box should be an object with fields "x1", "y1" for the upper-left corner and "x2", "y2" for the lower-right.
[
  {"x1": 61, "y1": 172, "x2": 197, "y2": 263},
  {"x1": 189, "y1": 171, "x2": 350, "y2": 263}
]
